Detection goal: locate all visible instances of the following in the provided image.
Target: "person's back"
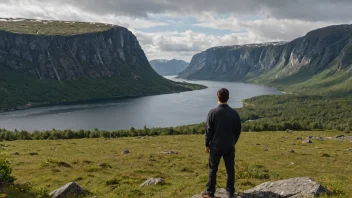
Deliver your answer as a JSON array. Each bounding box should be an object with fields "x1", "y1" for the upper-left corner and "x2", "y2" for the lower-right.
[
  {"x1": 202, "y1": 88, "x2": 241, "y2": 198},
  {"x1": 207, "y1": 104, "x2": 241, "y2": 150}
]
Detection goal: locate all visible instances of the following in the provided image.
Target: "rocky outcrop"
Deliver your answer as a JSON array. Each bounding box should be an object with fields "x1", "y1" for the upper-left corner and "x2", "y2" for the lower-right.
[
  {"x1": 158, "y1": 150, "x2": 178, "y2": 154},
  {"x1": 140, "y1": 178, "x2": 165, "y2": 187},
  {"x1": 243, "y1": 177, "x2": 329, "y2": 198},
  {"x1": 191, "y1": 177, "x2": 330, "y2": 198},
  {"x1": 49, "y1": 182, "x2": 85, "y2": 198},
  {"x1": 191, "y1": 189, "x2": 286, "y2": 198},
  {"x1": 179, "y1": 25, "x2": 352, "y2": 92}
]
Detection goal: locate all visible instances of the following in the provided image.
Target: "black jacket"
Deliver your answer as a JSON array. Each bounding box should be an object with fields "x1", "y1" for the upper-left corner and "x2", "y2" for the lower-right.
[{"x1": 205, "y1": 104, "x2": 241, "y2": 150}]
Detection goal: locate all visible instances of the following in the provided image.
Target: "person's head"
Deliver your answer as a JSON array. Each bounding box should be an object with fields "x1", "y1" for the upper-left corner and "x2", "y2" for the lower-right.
[{"x1": 217, "y1": 88, "x2": 229, "y2": 104}]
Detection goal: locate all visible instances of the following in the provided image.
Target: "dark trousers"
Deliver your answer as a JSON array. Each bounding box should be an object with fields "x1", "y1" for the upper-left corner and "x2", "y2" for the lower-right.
[{"x1": 207, "y1": 149, "x2": 235, "y2": 196}]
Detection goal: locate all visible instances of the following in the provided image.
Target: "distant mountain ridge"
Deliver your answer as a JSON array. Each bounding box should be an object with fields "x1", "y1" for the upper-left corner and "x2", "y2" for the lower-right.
[
  {"x1": 150, "y1": 59, "x2": 189, "y2": 76},
  {"x1": 179, "y1": 25, "x2": 352, "y2": 94}
]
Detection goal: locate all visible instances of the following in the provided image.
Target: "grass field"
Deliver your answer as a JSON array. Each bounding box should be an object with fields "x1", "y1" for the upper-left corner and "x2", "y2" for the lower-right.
[
  {"x1": 0, "y1": 18, "x2": 113, "y2": 35},
  {"x1": 1, "y1": 131, "x2": 351, "y2": 197}
]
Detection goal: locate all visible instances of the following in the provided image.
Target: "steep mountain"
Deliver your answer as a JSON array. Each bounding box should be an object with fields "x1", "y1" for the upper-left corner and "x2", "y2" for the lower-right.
[
  {"x1": 0, "y1": 18, "x2": 203, "y2": 110},
  {"x1": 179, "y1": 25, "x2": 352, "y2": 94},
  {"x1": 149, "y1": 59, "x2": 189, "y2": 76}
]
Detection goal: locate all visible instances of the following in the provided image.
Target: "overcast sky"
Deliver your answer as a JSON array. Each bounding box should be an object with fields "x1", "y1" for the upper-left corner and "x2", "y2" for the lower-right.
[{"x1": 1, "y1": 0, "x2": 351, "y2": 61}]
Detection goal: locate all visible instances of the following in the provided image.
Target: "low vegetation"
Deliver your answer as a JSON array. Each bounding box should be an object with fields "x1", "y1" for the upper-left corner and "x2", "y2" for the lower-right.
[
  {"x1": 0, "y1": 18, "x2": 113, "y2": 35},
  {"x1": 238, "y1": 95, "x2": 352, "y2": 132},
  {"x1": 0, "y1": 70, "x2": 206, "y2": 111},
  {"x1": 0, "y1": 131, "x2": 351, "y2": 197}
]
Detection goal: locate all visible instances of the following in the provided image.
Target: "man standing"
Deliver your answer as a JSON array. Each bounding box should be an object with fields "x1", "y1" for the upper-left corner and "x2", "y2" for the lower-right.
[{"x1": 202, "y1": 88, "x2": 242, "y2": 198}]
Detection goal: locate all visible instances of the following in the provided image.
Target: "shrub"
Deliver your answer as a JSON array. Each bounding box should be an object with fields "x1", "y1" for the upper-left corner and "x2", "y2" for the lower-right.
[
  {"x1": 106, "y1": 178, "x2": 119, "y2": 185},
  {"x1": 0, "y1": 159, "x2": 15, "y2": 184},
  {"x1": 36, "y1": 186, "x2": 50, "y2": 198}
]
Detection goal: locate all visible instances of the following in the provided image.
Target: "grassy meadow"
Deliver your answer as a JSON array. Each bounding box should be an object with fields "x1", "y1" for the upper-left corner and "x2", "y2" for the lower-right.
[{"x1": 0, "y1": 131, "x2": 351, "y2": 197}]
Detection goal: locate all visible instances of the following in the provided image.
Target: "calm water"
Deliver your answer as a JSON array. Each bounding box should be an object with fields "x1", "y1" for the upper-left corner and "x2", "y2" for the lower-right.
[{"x1": 0, "y1": 76, "x2": 280, "y2": 131}]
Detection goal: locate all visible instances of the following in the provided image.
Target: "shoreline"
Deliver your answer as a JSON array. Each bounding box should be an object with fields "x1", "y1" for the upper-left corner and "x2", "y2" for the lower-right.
[{"x1": 0, "y1": 81, "x2": 207, "y2": 114}]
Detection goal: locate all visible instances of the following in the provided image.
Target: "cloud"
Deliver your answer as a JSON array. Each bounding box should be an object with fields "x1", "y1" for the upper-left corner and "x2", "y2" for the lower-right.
[
  {"x1": 3, "y1": 0, "x2": 352, "y2": 22},
  {"x1": 1, "y1": 0, "x2": 351, "y2": 61},
  {"x1": 134, "y1": 30, "x2": 263, "y2": 61},
  {"x1": 0, "y1": 0, "x2": 168, "y2": 29},
  {"x1": 194, "y1": 17, "x2": 336, "y2": 41}
]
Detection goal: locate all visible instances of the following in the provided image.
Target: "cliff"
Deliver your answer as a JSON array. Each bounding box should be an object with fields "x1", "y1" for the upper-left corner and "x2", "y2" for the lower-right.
[
  {"x1": 0, "y1": 19, "x2": 200, "y2": 110},
  {"x1": 179, "y1": 25, "x2": 352, "y2": 94},
  {"x1": 150, "y1": 59, "x2": 189, "y2": 76}
]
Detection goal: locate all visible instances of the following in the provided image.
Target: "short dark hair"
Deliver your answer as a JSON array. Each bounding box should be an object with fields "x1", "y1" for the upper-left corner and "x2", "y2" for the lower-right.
[{"x1": 217, "y1": 88, "x2": 229, "y2": 103}]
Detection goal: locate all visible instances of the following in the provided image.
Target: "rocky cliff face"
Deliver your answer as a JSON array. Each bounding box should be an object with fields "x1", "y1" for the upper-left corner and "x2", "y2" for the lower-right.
[
  {"x1": 0, "y1": 20, "x2": 198, "y2": 110},
  {"x1": 0, "y1": 26, "x2": 156, "y2": 81},
  {"x1": 179, "y1": 25, "x2": 352, "y2": 93}
]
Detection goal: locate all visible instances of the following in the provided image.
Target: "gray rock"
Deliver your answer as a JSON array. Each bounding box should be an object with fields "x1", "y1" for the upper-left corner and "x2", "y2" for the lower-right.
[
  {"x1": 296, "y1": 137, "x2": 303, "y2": 140},
  {"x1": 121, "y1": 149, "x2": 129, "y2": 154},
  {"x1": 285, "y1": 129, "x2": 293, "y2": 133},
  {"x1": 345, "y1": 148, "x2": 352, "y2": 152},
  {"x1": 243, "y1": 177, "x2": 330, "y2": 198},
  {"x1": 191, "y1": 178, "x2": 329, "y2": 198},
  {"x1": 158, "y1": 151, "x2": 178, "y2": 155},
  {"x1": 289, "y1": 150, "x2": 295, "y2": 153},
  {"x1": 302, "y1": 140, "x2": 313, "y2": 144},
  {"x1": 334, "y1": 135, "x2": 352, "y2": 141},
  {"x1": 191, "y1": 188, "x2": 285, "y2": 198},
  {"x1": 49, "y1": 182, "x2": 85, "y2": 198},
  {"x1": 140, "y1": 178, "x2": 164, "y2": 187},
  {"x1": 316, "y1": 137, "x2": 324, "y2": 141},
  {"x1": 13, "y1": 152, "x2": 20, "y2": 155}
]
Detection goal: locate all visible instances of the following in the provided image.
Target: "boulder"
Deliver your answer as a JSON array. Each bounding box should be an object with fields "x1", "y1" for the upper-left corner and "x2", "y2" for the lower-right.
[
  {"x1": 191, "y1": 177, "x2": 329, "y2": 198},
  {"x1": 334, "y1": 135, "x2": 352, "y2": 141},
  {"x1": 121, "y1": 149, "x2": 129, "y2": 154},
  {"x1": 302, "y1": 140, "x2": 313, "y2": 144},
  {"x1": 345, "y1": 148, "x2": 352, "y2": 152},
  {"x1": 49, "y1": 182, "x2": 85, "y2": 198},
  {"x1": 140, "y1": 178, "x2": 164, "y2": 187},
  {"x1": 191, "y1": 189, "x2": 285, "y2": 198},
  {"x1": 158, "y1": 151, "x2": 178, "y2": 155},
  {"x1": 13, "y1": 152, "x2": 20, "y2": 155},
  {"x1": 243, "y1": 177, "x2": 329, "y2": 198}
]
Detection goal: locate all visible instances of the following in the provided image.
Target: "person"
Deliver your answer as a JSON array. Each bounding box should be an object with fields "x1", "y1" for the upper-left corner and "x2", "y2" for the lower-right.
[{"x1": 201, "y1": 88, "x2": 242, "y2": 198}]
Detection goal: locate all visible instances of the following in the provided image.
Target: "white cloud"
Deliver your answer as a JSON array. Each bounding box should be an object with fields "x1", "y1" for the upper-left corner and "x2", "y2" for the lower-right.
[
  {"x1": 134, "y1": 30, "x2": 250, "y2": 61},
  {"x1": 195, "y1": 16, "x2": 337, "y2": 41},
  {"x1": 1, "y1": 0, "x2": 351, "y2": 61},
  {"x1": 0, "y1": 1, "x2": 168, "y2": 29}
]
